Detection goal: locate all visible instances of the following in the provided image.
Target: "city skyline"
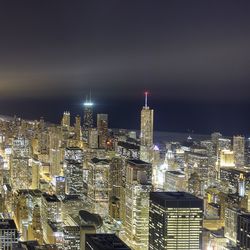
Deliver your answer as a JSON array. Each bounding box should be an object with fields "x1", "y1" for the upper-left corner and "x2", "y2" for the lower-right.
[{"x1": 1, "y1": 1, "x2": 250, "y2": 135}]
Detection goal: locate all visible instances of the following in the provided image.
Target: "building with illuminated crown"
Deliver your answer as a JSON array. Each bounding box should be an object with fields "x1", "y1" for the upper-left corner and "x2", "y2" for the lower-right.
[
  {"x1": 83, "y1": 95, "x2": 94, "y2": 140},
  {"x1": 140, "y1": 92, "x2": 154, "y2": 162}
]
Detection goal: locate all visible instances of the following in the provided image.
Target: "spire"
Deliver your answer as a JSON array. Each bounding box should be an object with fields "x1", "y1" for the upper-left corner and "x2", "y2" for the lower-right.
[
  {"x1": 144, "y1": 91, "x2": 148, "y2": 108},
  {"x1": 89, "y1": 89, "x2": 92, "y2": 102}
]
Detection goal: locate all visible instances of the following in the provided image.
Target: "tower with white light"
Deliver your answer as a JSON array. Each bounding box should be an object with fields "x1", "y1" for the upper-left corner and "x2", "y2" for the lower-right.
[
  {"x1": 83, "y1": 93, "x2": 94, "y2": 139},
  {"x1": 140, "y1": 91, "x2": 154, "y2": 162}
]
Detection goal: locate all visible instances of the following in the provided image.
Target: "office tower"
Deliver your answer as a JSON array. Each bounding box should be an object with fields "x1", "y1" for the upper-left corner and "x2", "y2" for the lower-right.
[
  {"x1": 220, "y1": 168, "x2": 250, "y2": 193},
  {"x1": 61, "y1": 111, "x2": 71, "y2": 128},
  {"x1": 237, "y1": 214, "x2": 250, "y2": 249},
  {"x1": 88, "y1": 158, "x2": 110, "y2": 217},
  {"x1": 233, "y1": 136, "x2": 245, "y2": 167},
  {"x1": 217, "y1": 138, "x2": 231, "y2": 152},
  {"x1": 238, "y1": 173, "x2": 246, "y2": 197},
  {"x1": 41, "y1": 193, "x2": 62, "y2": 242},
  {"x1": 85, "y1": 234, "x2": 131, "y2": 250},
  {"x1": 53, "y1": 176, "x2": 66, "y2": 197},
  {"x1": 11, "y1": 137, "x2": 32, "y2": 190},
  {"x1": 30, "y1": 158, "x2": 41, "y2": 190},
  {"x1": 0, "y1": 219, "x2": 19, "y2": 249},
  {"x1": 149, "y1": 192, "x2": 203, "y2": 250},
  {"x1": 64, "y1": 147, "x2": 84, "y2": 196},
  {"x1": 88, "y1": 128, "x2": 99, "y2": 149},
  {"x1": 48, "y1": 127, "x2": 62, "y2": 176},
  {"x1": 74, "y1": 115, "x2": 82, "y2": 140},
  {"x1": 188, "y1": 172, "x2": 202, "y2": 197},
  {"x1": 63, "y1": 210, "x2": 102, "y2": 250},
  {"x1": 97, "y1": 114, "x2": 108, "y2": 149},
  {"x1": 109, "y1": 157, "x2": 124, "y2": 220},
  {"x1": 219, "y1": 150, "x2": 235, "y2": 167},
  {"x1": 83, "y1": 97, "x2": 94, "y2": 130},
  {"x1": 140, "y1": 92, "x2": 154, "y2": 162},
  {"x1": 164, "y1": 171, "x2": 186, "y2": 192},
  {"x1": 224, "y1": 207, "x2": 240, "y2": 246},
  {"x1": 211, "y1": 132, "x2": 222, "y2": 146},
  {"x1": 124, "y1": 159, "x2": 152, "y2": 250},
  {"x1": 31, "y1": 204, "x2": 43, "y2": 245}
]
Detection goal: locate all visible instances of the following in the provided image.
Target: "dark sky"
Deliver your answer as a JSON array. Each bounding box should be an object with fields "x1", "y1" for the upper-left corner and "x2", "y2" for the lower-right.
[{"x1": 1, "y1": 1, "x2": 250, "y2": 135}]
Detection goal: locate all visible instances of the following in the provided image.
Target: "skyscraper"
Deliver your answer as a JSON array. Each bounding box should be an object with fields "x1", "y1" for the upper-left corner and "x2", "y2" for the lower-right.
[
  {"x1": 149, "y1": 192, "x2": 203, "y2": 250},
  {"x1": 88, "y1": 157, "x2": 110, "y2": 217},
  {"x1": 83, "y1": 96, "x2": 94, "y2": 131},
  {"x1": 74, "y1": 115, "x2": 82, "y2": 141},
  {"x1": 0, "y1": 219, "x2": 19, "y2": 249},
  {"x1": 140, "y1": 92, "x2": 154, "y2": 162},
  {"x1": 85, "y1": 234, "x2": 131, "y2": 250},
  {"x1": 64, "y1": 147, "x2": 84, "y2": 196},
  {"x1": 97, "y1": 114, "x2": 108, "y2": 149},
  {"x1": 124, "y1": 159, "x2": 152, "y2": 250},
  {"x1": 61, "y1": 111, "x2": 71, "y2": 128},
  {"x1": 233, "y1": 135, "x2": 245, "y2": 167}
]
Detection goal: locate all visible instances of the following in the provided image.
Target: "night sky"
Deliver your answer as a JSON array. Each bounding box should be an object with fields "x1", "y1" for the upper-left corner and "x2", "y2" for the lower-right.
[{"x1": 1, "y1": 1, "x2": 250, "y2": 135}]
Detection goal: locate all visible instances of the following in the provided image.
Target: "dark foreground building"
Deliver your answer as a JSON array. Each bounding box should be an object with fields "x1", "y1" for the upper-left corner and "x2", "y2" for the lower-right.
[
  {"x1": 149, "y1": 192, "x2": 203, "y2": 250},
  {"x1": 85, "y1": 234, "x2": 131, "y2": 250}
]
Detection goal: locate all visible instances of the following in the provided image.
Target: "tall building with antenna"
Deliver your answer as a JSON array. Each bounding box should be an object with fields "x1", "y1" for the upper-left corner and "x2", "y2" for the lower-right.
[
  {"x1": 140, "y1": 92, "x2": 154, "y2": 162},
  {"x1": 83, "y1": 92, "x2": 94, "y2": 139}
]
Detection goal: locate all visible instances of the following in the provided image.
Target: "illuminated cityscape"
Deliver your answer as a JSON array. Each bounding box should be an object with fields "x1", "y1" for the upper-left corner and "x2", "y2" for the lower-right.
[
  {"x1": 1, "y1": 1, "x2": 250, "y2": 250},
  {"x1": 0, "y1": 92, "x2": 250, "y2": 249}
]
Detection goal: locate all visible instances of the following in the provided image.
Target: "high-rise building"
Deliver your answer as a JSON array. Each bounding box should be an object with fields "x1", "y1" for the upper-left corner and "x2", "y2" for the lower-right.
[
  {"x1": 11, "y1": 137, "x2": 32, "y2": 190},
  {"x1": 61, "y1": 111, "x2": 71, "y2": 128},
  {"x1": 233, "y1": 136, "x2": 245, "y2": 167},
  {"x1": 124, "y1": 159, "x2": 152, "y2": 250},
  {"x1": 31, "y1": 204, "x2": 43, "y2": 244},
  {"x1": 41, "y1": 193, "x2": 62, "y2": 242},
  {"x1": 224, "y1": 207, "x2": 240, "y2": 245},
  {"x1": 30, "y1": 158, "x2": 41, "y2": 190},
  {"x1": 88, "y1": 158, "x2": 110, "y2": 217},
  {"x1": 109, "y1": 157, "x2": 124, "y2": 220},
  {"x1": 140, "y1": 92, "x2": 154, "y2": 162},
  {"x1": 64, "y1": 147, "x2": 84, "y2": 196},
  {"x1": 74, "y1": 115, "x2": 82, "y2": 141},
  {"x1": 83, "y1": 96, "x2": 94, "y2": 140},
  {"x1": 164, "y1": 171, "x2": 186, "y2": 192},
  {"x1": 88, "y1": 128, "x2": 99, "y2": 149},
  {"x1": 0, "y1": 219, "x2": 19, "y2": 249},
  {"x1": 149, "y1": 192, "x2": 203, "y2": 250},
  {"x1": 85, "y1": 234, "x2": 131, "y2": 250},
  {"x1": 83, "y1": 97, "x2": 94, "y2": 128},
  {"x1": 237, "y1": 214, "x2": 250, "y2": 249},
  {"x1": 97, "y1": 114, "x2": 108, "y2": 149}
]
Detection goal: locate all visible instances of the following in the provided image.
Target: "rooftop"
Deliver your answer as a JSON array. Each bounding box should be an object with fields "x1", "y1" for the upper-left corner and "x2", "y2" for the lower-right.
[
  {"x1": 150, "y1": 192, "x2": 203, "y2": 209},
  {"x1": 42, "y1": 193, "x2": 60, "y2": 202},
  {"x1": 86, "y1": 234, "x2": 131, "y2": 250},
  {"x1": 127, "y1": 159, "x2": 150, "y2": 165},
  {"x1": 91, "y1": 157, "x2": 110, "y2": 164},
  {"x1": 0, "y1": 219, "x2": 17, "y2": 230}
]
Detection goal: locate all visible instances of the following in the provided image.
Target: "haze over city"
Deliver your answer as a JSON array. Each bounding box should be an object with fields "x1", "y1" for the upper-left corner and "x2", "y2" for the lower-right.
[{"x1": 1, "y1": 1, "x2": 250, "y2": 134}]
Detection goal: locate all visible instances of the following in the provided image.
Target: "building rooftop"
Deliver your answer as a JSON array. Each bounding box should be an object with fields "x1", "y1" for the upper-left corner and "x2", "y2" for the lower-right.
[
  {"x1": 150, "y1": 192, "x2": 203, "y2": 209},
  {"x1": 166, "y1": 171, "x2": 185, "y2": 176},
  {"x1": 117, "y1": 141, "x2": 139, "y2": 150},
  {"x1": 91, "y1": 157, "x2": 110, "y2": 164},
  {"x1": 42, "y1": 193, "x2": 60, "y2": 202},
  {"x1": 0, "y1": 219, "x2": 17, "y2": 230},
  {"x1": 85, "y1": 234, "x2": 131, "y2": 250},
  {"x1": 127, "y1": 159, "x2": 150, "y2": 165}
]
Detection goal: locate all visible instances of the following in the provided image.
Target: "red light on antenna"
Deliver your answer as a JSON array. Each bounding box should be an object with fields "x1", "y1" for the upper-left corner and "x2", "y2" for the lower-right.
[{"x1": 144, "y1": 91, "x2": 148, "y2": 95}]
